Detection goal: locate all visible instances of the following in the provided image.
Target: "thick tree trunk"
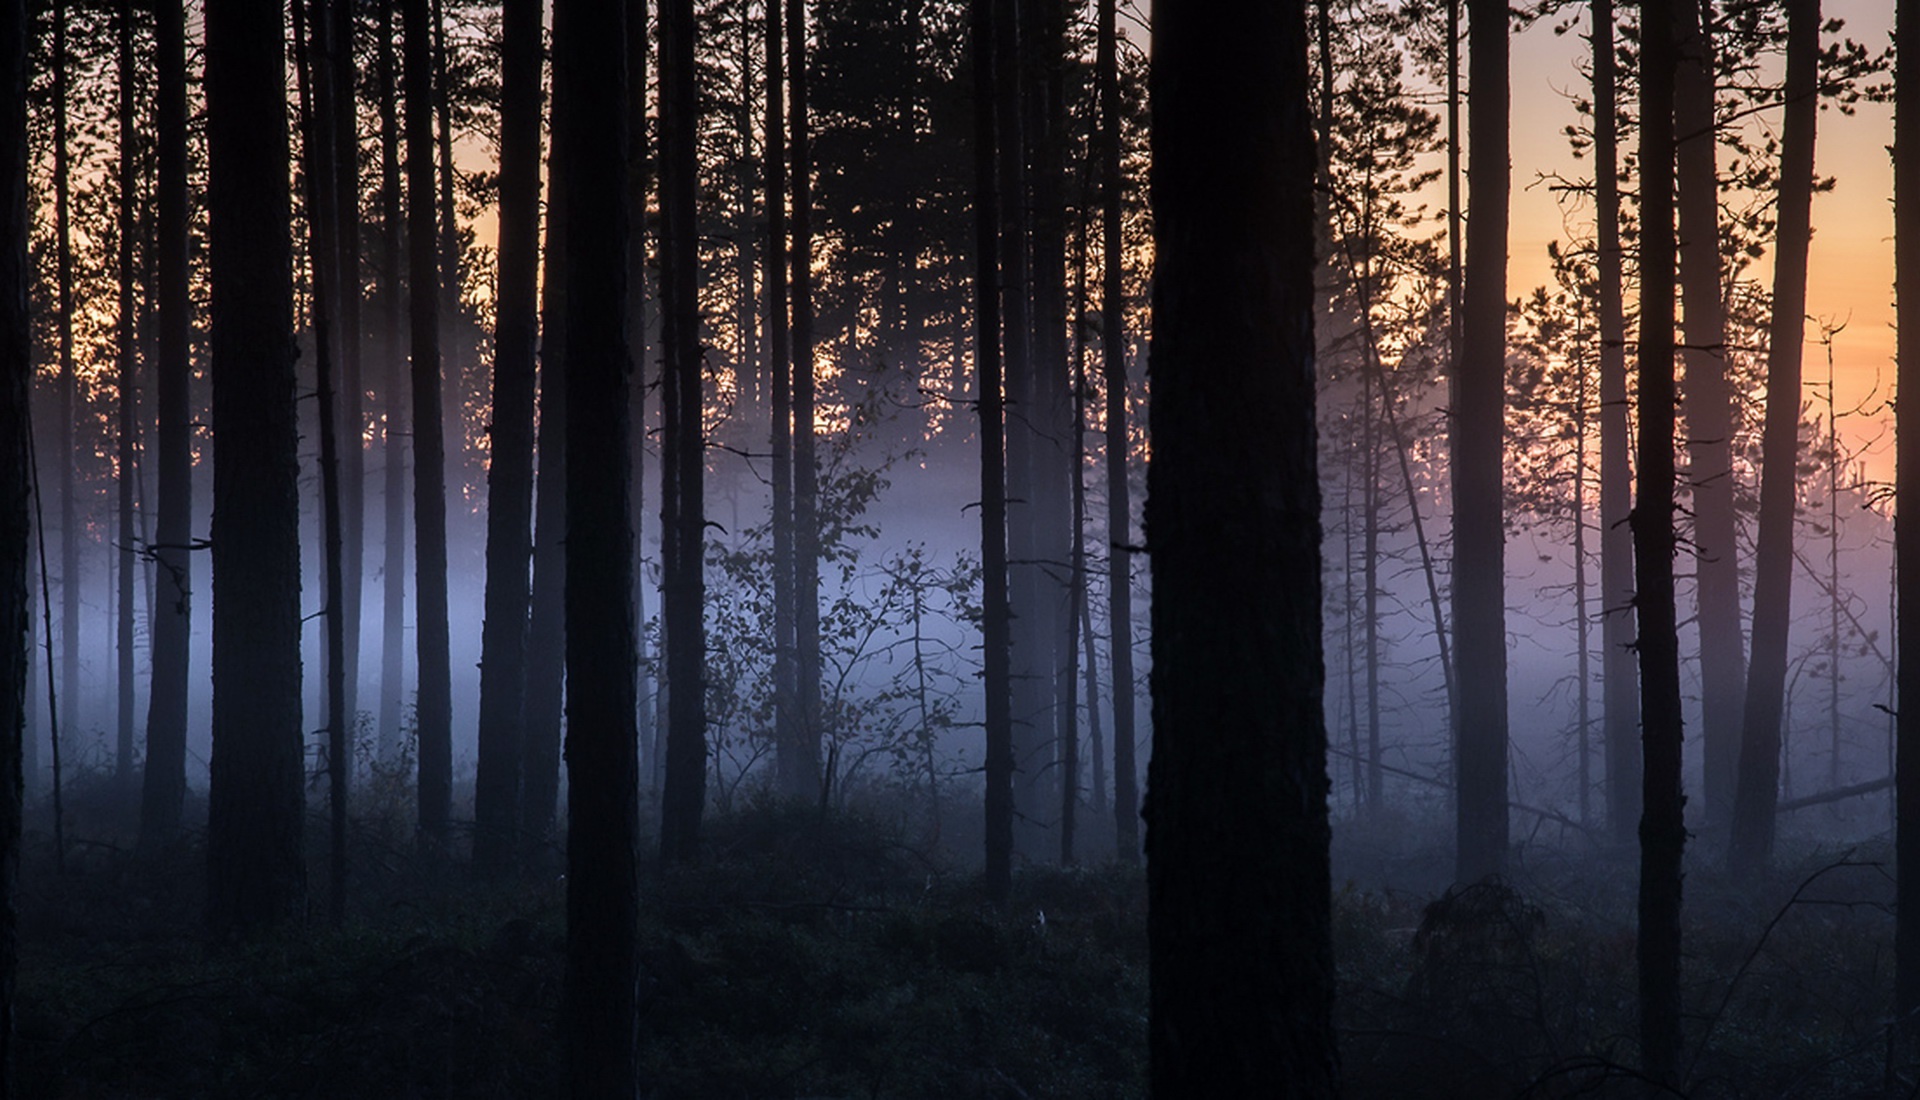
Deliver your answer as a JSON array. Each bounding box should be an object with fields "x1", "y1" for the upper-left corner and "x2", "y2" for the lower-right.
[
  {"x1": 658, "y1": 0, "x2": 708, "y2": 862},
  {"x1": 203, "y1": 0, "x2": 307, "y2": 937},
  {"x1": 472, "y1": 0, "x2": 543, "y2": 876},
  {"x1": 377, "y1": 0, "x2": 409, "y2": 765},
  {"x1": 971, "y1": 0, "x2": 1013, "y2": 903},
  {"x1": 1728, "y1": 0, "x2": 1819, "y2": 878},
  {"x1": 1634, "y1": 0, "x2": 1686, "y2": 1079},
  {"x1": 1895, "y1": 0, "x2": 1920, "y2": 1033},
  {"x1": 1097, "y1": 0, "x2": 1136, "y2": 864},
  {"x1": 1677, "y1": 0, "x2": 1744, "y2": 831},
  {"x1": 115, "y1": 0, "x2": 137, "y2": 793},
  {"x1": 404, "y1": 0, "x2": 454, "y2": 849},
  {"x1": 0, "y1": 0, "x2": 31, "y2": 1080},
  {"x1": 557, "y1": 0, "x2": 639, "y2": 1090},
  {"x1": 1593, "y1": 0, "x2": 1640, "y2": 845},
  {"x1": 1454, "y1": 0, "x2": 1510, "y2": 884},
  {"x1": 625, "y1": 0, "x2": 650, "y2": 790},
  {"x1": 140, "y1": 0, "x2": 191, "y2": 848},
  {"x1": 1146, "y1": 0, "x2": 1335, "y2": 1090},
  {"x1": 788, "y1": 0, "x2": 823, "y2": 800}
]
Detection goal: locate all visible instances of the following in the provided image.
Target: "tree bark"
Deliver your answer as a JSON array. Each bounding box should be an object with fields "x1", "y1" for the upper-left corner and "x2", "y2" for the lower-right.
[
  {"x1": 658, "y1": 0, "x2": 708, "y2": 863},
  {"x1": 1454, "y1": 0, "x2": 1510, "y2": 884},
  {"x1": 1677, "y1": 0, "x2": 1744, "y2": 831},
  {"x1": 332, "y1": 0, "x2": 365, "y2": 735},
  {"x1": 140, "y1": 0, "x2": 191, "y2": 848},
  {"x1": 377, "y1": 0, "x2": 410, "y2": 765},
  {"x1": 768, "y1": 0, "x2": 798, "y2": 799},
  {"x1": 53, "y1": 0, "x2": 79, "y2": 760},
  {"x1": 1634, "y1": 0, "x2": 1686, "y2": 1079},
  {"x1": 472, "y1": 0, "x2": 543, "y2": 876},
  {"x1": 1146, "y1": 0, "x2": 1335, "y2": 1089},
  {"x1": 557, "y1": 0, "x2": 639, "y2": 1089},
  {"x1": 203, "y1": 0, "x2": 307, "y2": 937},
  {"x1": 115, "y1": 0, "x2": 137, "y2": 794},
  {"x1": 0, "y1": 0, "x2": 31, "y2": 1080},
  {"x1": 404, "y1": 0, "x2": 454, "y2": 849},
  {"x1": 788, "y1": 0, "x2": 823, "y2": 800},
  {"x1": 1728, "y1": 0, "x2": 1819, "y2": 878},
  {"x1": 1895, "y1": 0, "x2": 1920, "y2": 1029},
  {"x1": 1097, "y1": 0, "x2": 1136, "y2": 864}
]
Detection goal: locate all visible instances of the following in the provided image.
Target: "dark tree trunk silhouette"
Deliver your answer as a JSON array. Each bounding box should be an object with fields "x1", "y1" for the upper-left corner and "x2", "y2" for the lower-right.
[
  {"x1": 1097, "y1": 0, "x2": 1136, "y2": 863},
  {"x1": 1592, "y1": 0, "x2": 1640, "y2": 844},
  {"x1": 1895, "y1": 0, "x2": 1920, "y2": 1035},
  {"x1": 203, "y1": 0, "x2": 306, "y2": 937},
  {"x1": 1145, "y1": 0, "x2": 1335, "y2": 1090},
  {"x1": 115, "y1": 0, "x2": 136, "y2": 793},
  {"x1": 432, "y1": 0, "x2": 463, "y2": 460},
  {"x1": 1634, "y1": 0, "x2": 1686, "y2": 1079},
  {"x1": 473, "y1": 0, "x2": 543, "y2": 875},
  {"x1": 658, "y1": 0, "x2": 708, "y2": 863},
  {"x1": 332, "y1": 0, "x2": 364, "y2": 733},
  {"x1": 788, "y1": 0, "x2": 823, "y2": 800},
  {"x1": 768, "y1": 0, "x2": 798, "y2": 799},
  {"x1": 1454, "y1": 0, "x2": 1510, "y2": 884},
  {"x1": 521, "y1": 7, "x2": 568, "y2": 845},
  {"x1": 140, "y1": 0, "x2": 191, "y2": 848},
  {"x1": 53, "y1": 0, "x2": 78, "y2": 759},
  {"x1": 625, "y1": 0, "x2": 650, "y2": 791},
  {"x1": 557, "y1": 0, "x2": 639, "y2": 1089},
  {"x1": 1729, "y1": 0, "x2": 1819, "y2": 878},
  {"x1": 1677, "y1": 0, "x2": 1744, "y2": 831},
  {"x1": 972, "y1": 0, "x2": 1014, "y2": 904},
  {"x1": 293, "y1": 0, "x2": 350, "y2": 924},
  {"x1": 0, "y1": 0, "x2": 30, "y2": 1080},
  {"x1": 404, "y1": 0, "x2": 454, "y2": 849},
  {"x1": 377, "y1": 0, "x2": 409, "y2": 764}
]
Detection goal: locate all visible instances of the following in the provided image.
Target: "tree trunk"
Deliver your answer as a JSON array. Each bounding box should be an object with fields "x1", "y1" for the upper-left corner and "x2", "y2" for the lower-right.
[
  {"x1": 1592, "y1": 0, "x2": 1640, "y2": 845},
  {"x1": 332, "y1": 0, "x2": 365, "y2": 735},
  {"x1": 404, "y1": 0, "x2": 454, "y2": 849},
  {"x1": 432, "y1": 0, "x2": 464, "y2": 478},
  {"x1": 1677, "y1": 0, "x2": 1744, "y2": 831},
  {"x1": 1894, "y1": 0, "x2": 1920, "y2": 1034},
  {"x1": 1728, "y1": 0, "x2": 1819, "y2": 878},
  {"x1": 0, "y1": 0, "x2": 31, "y2": 1080},
  {"x1": 1146, "y1": 0, "x2": 1335, "y2": 1089},
  {"x1": 1634, "y1": 0, "x2": 1686, "y2": 1079},
  {"x1": 626, "y1": 0, "x2": 651, "y2": 791},
  {"x1": 116, "y1": 0, "x2": 138, "y2": 794},
  {"x1": 1454, "y1": 0, "x2": 1510, "y2": 884},
  {"x1": 971, "y1": 0, "x2": 1014, "y2": 903},
  {"x1": 658, "y1": 0, "x2": 708, "y2": 863},
  {"x1": 377, "y1": 0, "x2": 409, "y2": 765},
  {"x1": 1097, "y1": 0, "x2": 1137, "y2": 864},
  {"x1": 557, "y1": 0, "x2": 639, "y2": 1089},
  {"x1": 767, "y1": 0, "x2": 798, "y2": 799},
  {"x1": 53, "y1": 0, "x2": 79, "y2": 761},
  {"x1": 203, "y1": 0, "x2": 307, "y2": 937},
  {"x1": 293, "y1": 0, "x2": 350, "y2": 924},
  {"x1": 472, "y1": 0, "x2": 543, "y2": 876},
  {"x1": 788, "y1": 0, "x2": 823, "y2": 800},
  {"x1": 140, "y1": 0, "x2": 191, "y2": 848}
]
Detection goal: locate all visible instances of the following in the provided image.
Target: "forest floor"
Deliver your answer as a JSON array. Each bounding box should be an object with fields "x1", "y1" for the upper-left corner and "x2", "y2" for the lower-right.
[{"x1": 14, "y1": 771, "x2": 1918, "y2": 1098}]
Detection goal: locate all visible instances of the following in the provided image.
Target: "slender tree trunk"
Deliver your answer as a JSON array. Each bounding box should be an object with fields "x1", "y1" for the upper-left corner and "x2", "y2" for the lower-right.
[
  {"x1": 558, "y1": 0, "x2": 639, "y2": 1089},
  {"x1": 1677, "y1": 0, "x2": 1744, "y2": 831},
  {"x1": 473, "y1": 0, "x2": 543, "y2": 875},
  {"x1": 658, "y1": 0, "x2": 708, "y2": 862},
  {"x1": 140, "y1": 0, "x2": 191, "y2": 848},
  {"x1": 767, "y1": 0, "x2": 798, "y2": 798},
  {"x1": 626, "y1": 0, "x2": 651, "y2": 790},
  {"x1": 788, "y1": 0, "x2": 823, "y2": 802},
  {"x1": 1893, "y1": 0, "x2": 1920, "y2": 1034},
  {"x1": 377, "y1": 0, "x2": 409, "y2": 764},
  {"x1": 0, "y1": 0, "x2": 31, "y2": 1080},
  {"x1": 1097, "y1": 0, "x2": 1136, "y2": 864},
  {"x1": 1635, "y1": 0, "x2": 1686, "y2": 1078},
  {"x1": 53, "y1": 0, "x2": 79, "y2": 759},
  {"x1": 972, "y1": 0, "x2": 1014, "y2": 902},
  {"x1": 1593, "y1": 0, "x2": 1640, "y2": 845},
  {"x1": 333, "y1": 0, "x2": 364, "y2": 734},
  {"x1": 1080, "y1": 571, "x2": 1105, "y2": 818},
  {"x1": 404, "y1": 0, "x2": 453, "y2": 849},
  {"x1": 432, "y1": 0, "x2": 463, "y2": 477},
  {"x1": 293, "y1": 0, "x2": 350, "y2": 924},
  {"x1": 1729, "y1": 0, "x2": 1819, "y2": 878},
  {"x1": 1146, "y1": 0, "x2": 1334, "y2": 1089},
  {"x1": 1454, "y1": 0, "x2": 1510, "y2": 884},
  {"x1": 115, "y1": 0, "x2": 138, "y2": 793},
  {"x1": 203, "y1": 0, "x2": 307, "y2": 937},
  {"x1": 1575, "y1": 348, "x2": 1592, "y2": 826},
  {"x1": 522, "y1": 0, "x2": 569, "y2": 848}
]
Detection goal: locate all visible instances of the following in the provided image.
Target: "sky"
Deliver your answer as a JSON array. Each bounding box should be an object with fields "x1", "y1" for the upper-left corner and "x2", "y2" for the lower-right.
[{"x1": 1504, "y1": 0, "x2": 1899, "y2": 481}]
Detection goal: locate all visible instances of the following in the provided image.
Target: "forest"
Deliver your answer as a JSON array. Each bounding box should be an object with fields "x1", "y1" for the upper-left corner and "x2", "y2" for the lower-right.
[{"x1": 1, "y1": 0, "x2": 1920, "y2": 1094}]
